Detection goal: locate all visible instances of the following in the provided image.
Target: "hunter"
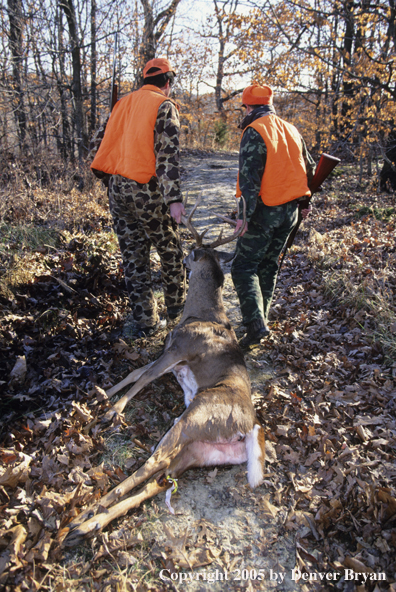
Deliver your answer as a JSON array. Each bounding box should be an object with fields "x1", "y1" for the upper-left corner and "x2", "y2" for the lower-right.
[
  {"x1": 231, "y1": 83, "x2": 316, "y2": 347},
  {"x1": 91, "y1": 58, "x2": 186, "y2": 338}
]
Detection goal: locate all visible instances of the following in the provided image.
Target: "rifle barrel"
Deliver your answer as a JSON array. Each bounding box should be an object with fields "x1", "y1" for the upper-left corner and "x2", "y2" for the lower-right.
[{"x1": 110, "y1": 32, "x2": 118, "y2": 112}]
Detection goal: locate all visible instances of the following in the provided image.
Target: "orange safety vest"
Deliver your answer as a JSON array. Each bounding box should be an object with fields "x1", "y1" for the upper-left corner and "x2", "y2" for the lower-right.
[
  {"x1": 91, "y1": 85, "x2": 179, "y2": 183},
  {"x1": 236, "y1": 114, "x2": 311, "y2": 206}
]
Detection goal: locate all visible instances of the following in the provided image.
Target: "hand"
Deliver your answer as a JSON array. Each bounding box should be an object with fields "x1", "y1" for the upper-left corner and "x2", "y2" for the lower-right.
[
  {"x1": 235, "y1": 218, "x2": 248, "y2": 236},
  {"x1": 169, "y1": 202, "x2": 186, "y2": 224},
  {"x1": 301, "y1": 205, "x2": 312, "y2": 220}
]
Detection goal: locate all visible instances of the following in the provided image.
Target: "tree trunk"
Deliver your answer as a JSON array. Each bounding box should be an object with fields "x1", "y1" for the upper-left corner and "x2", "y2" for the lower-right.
[
  {"x1": 340, "y1": 0, "x2": 355, "y2": 132},
  {"x1": 7, "y1": 0, "x2": 27, "y2": 150},
  {"x1": 60, "y1": 0, "x2": 87, "y2": 161},
  {"x1": 55, "y1": 5, "x2": 72, "y2": 161},
  {"x1": 90, "y1": 0, "x2": 97, "y2": 135},
  {"x1": 212, "y1": 0, "x2": 240, "y2": 120},
  {"x1": 136, "y1": 0, "x2": 182, "y2": 86}
]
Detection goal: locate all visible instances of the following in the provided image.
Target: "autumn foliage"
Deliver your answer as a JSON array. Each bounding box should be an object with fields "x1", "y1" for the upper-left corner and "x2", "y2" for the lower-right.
[{"x1": 1, "y1": 0, "x2": 396, "y2": 187}]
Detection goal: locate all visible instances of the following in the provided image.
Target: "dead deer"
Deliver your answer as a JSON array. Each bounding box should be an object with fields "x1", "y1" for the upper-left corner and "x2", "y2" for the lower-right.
[{"x1": 61, "y1": 196, "x2": 265, "y2": 547}]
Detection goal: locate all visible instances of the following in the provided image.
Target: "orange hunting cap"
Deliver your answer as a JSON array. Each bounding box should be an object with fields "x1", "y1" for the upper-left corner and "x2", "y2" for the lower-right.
[
  {"x1": 143, "y1": 57, "x2": 175, "y2": 78},
  {"x1": 242, "y1": 83, "x2": 273, "y2": 106}
]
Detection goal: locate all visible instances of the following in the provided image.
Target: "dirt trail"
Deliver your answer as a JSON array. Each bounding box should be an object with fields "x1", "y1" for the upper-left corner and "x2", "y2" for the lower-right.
[{"x1": 130, "y1": 151, "x2": 298, "y2": 591}]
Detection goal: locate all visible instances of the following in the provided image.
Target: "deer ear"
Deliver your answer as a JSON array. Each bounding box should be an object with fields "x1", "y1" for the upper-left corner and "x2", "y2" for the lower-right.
[
  {"x1": 216, "y1": 251, "x2": 235, "y2": 263},
  {"x1": 192, "y1": 248, "x2": 206, "y2": 261}
]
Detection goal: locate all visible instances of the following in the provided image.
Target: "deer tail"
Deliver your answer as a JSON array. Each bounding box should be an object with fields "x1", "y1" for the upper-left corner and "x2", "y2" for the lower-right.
[{"x1": 246, "y1": 423, "x2": 265, "y2": 488}]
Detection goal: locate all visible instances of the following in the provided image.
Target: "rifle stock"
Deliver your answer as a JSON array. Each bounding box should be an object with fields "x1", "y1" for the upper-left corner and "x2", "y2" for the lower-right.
[{"x1": 278, "y1": 153, "x2": 341, "y2": 269}]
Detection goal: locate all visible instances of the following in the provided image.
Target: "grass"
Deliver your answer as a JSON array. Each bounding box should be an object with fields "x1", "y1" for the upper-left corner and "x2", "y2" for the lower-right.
[
  {"x1": 0, "y1": 222, "x2": 61, "y2": 254},
  {"x1": 101, "y1": 432, "x2": 142, "y2": 469},
  {"x1": 354, "y1": 205, "x2": 395, "y2": 221},
  {"x1": 322, "y1": 269, "x2": 396, "y2": 363}
]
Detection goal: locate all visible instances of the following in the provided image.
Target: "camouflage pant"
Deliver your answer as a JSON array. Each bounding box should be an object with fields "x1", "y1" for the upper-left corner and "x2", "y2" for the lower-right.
[
  {"x1": 231, "y1": 199, "x2": 299, "y2": 326},
  {"x1": 109, "y1": 174, "x2": 186, "y2": 327}
]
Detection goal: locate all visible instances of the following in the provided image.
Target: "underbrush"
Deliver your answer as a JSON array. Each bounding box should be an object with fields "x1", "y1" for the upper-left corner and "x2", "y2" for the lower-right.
[
  {"x1": 354, "y1": 205, "x2": 395, "y2": 221},
  {"x1": 322, "y1": 270, "x2": 396, "y2": 363},
  {"x1": 0, "y1": 224, "x2": 60, "y2": 254},
  {"x1": 0, "y1": 226, "x2": 119, "y2": 301},
  {"x1": 307, "y1": 218, "x2": 396, "y2": 364}
]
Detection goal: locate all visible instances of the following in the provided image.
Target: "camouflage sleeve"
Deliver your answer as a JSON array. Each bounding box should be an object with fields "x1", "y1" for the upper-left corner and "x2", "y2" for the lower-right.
[
  {"x1": 238, "y1": 127, "x2": 267, "y2": 221},
  {"x1": 154, "y1": 101, "x2": 182, "y2": 205},
  {"x1": 301, "y1": 136, "x2": 316, "y2": 183}
]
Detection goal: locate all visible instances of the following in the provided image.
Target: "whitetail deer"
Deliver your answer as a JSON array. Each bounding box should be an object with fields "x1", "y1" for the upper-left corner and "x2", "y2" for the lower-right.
[{"x1": 61, "y1": 196, "x2": 265, "y2": 547}]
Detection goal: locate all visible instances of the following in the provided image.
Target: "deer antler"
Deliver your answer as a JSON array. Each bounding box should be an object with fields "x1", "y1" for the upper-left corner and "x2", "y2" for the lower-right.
[
  {"x1": 181, "y1": 193, "x2": 208, "y2": 247},
  {"x1": 181, "y1": 195, "x2": 246, "y2": 249},
  {"x1": 207, "y1": 196, "x2": 246, "y2": 248},
  {"x1": 215, "y1": 214, "x2": 237, "y2": 227}
]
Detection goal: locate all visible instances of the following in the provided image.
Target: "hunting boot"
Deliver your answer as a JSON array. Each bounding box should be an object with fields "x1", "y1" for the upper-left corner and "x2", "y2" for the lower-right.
[
  {"x1": 167, "y1": 305, "x2": 184, "y2": 320},
  {"x1": 239, "y1": 318, "x2": 270, "y2": 348},
  {"x1": 123, "y1": 315, "x2": 167, "y2": 339}
]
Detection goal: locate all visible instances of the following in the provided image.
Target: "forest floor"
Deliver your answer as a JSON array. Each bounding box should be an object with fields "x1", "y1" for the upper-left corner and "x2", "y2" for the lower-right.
[{"x1": 0, "y1": 150, "x2": 395, "y2": 592}]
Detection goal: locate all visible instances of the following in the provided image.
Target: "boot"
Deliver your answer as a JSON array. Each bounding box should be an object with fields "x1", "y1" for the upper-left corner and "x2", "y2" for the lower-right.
[
  {"x1": 134, "y1": 318, "x2": 167, "y2": 338},
  {"x1": 123, "y1": 316, "x2": 167, "y2": 339},
  {"x1": 167, "y1": 305, "x2": 184, "y2": 320},
  {"x1": 239, "y1": 318, "x2": 270, "y2": 348}
]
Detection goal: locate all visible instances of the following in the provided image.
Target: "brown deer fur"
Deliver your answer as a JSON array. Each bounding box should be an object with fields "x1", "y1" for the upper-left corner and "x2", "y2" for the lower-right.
[{"x1": 61, "y1": 210, "x2": 265, "y2": 547}]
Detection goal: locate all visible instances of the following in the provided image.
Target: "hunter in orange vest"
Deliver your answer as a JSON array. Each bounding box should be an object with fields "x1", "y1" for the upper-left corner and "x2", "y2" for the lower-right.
[
  {"x1": 231, "y1": 83, "x2": 316, "y2": 347},
  {"x1": 91, "y1": 58, "x2": 186, "y2": 338},
  {"x1": 91, "y1": 84, "x2": 179, "y2": 184}
]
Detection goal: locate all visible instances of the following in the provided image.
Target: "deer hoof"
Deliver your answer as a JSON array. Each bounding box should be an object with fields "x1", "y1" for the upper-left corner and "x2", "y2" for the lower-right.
[
  {"x1": 101, "y1": 408, "x2": 123, "y2": 425},
  {"x1": 61, "y1": 520, "x2": 102, "y2": 547}
]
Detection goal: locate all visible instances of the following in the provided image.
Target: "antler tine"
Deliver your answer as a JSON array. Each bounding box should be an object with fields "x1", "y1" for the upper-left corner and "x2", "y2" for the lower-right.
[
  {"x1": 181, "y1": 193, "x2": 206, "y2": 247},
  {"x1": 215, "y1": 214, "x2": 237, "y2": 227},
  {"x1": 208, "y1": 197, "x2": 247, "y2": 249}
]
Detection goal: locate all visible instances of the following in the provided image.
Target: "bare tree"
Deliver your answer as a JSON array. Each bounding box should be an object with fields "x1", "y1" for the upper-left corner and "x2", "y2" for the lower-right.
[
  {"x1": 7, "y1": 0, "x2": 26, "y2": 149},
  {"x1": 90, "y1": 0, "x2": 97, "y2": 134},
  {"x1": 136, "y1": 0, "x2": 182, "y2": 85},
  {"x1": 59, "y1": 0, "x2": 87, "y2": 161}
]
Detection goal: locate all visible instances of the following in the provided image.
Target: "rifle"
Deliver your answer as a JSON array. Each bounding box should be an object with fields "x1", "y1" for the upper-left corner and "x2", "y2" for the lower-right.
[
  {"x1": 278, "y1": 152, "x2": 341, "y2": 272},
  {"x1": 110, "y1": 32, "x2": 118, "y2": 112}
]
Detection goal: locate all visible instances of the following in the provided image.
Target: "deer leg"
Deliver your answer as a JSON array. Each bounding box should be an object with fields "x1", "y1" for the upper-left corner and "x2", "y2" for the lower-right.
[
  {"x1": 65, "y1": 419, "x2": 187, "y2": 533},
  {"x1": 64, "y1": 455, "x2": 172, "y2": 533},
  {"x1": 64, "y1": 445, "x2": 203, "y2": 546},
  {"x1": 106, "y1": 361, "x2": 155, "y2": 397},
  {"x1": 62, "y1": 477, "x2": 169, "y2": 547},
  {"x1": 103, "y1": 353, "x2": 186, "y2": 421}
]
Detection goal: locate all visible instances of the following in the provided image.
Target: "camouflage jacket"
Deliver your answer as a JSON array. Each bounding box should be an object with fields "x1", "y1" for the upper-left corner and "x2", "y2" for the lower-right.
[
  {"x1": 154, "y1": 100, "x2": 182, "y2": 204},
  {"x1": 238, "y1": 106, "x2": 316, "y2": 221},
  {"x1": 88, "y1": 99, "x2": 182, "y2": 205}
]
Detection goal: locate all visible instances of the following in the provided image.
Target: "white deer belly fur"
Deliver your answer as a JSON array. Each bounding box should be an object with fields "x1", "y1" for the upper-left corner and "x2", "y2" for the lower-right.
[
  {"x1": 192, "y1": 425, "x2": 264, "y2": 488},
  {"x1": 193, "y1": 439, "x2": 248, "y2": 466},
  {"x1": 173, "y1": 364, "x2": 198, "y2": 407}
]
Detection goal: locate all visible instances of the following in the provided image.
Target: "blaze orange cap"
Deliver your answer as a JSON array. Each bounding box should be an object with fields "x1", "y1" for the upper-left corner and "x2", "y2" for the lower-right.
[
  {"x1": 143, "y1": 58, "x2": 175, "y2": 78},
  {"x1": 242, "y1": 84, "x2": 273, "y2": 106}
]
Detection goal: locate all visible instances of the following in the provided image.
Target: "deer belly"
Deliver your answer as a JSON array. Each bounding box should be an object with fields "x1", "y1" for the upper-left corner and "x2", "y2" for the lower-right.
[
  {"x1": 192, "y1": 440, "x2": 248, "y2": 466},
  {"x1": 173, "y1": 364, "x2": 198, "y2": 407}
]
